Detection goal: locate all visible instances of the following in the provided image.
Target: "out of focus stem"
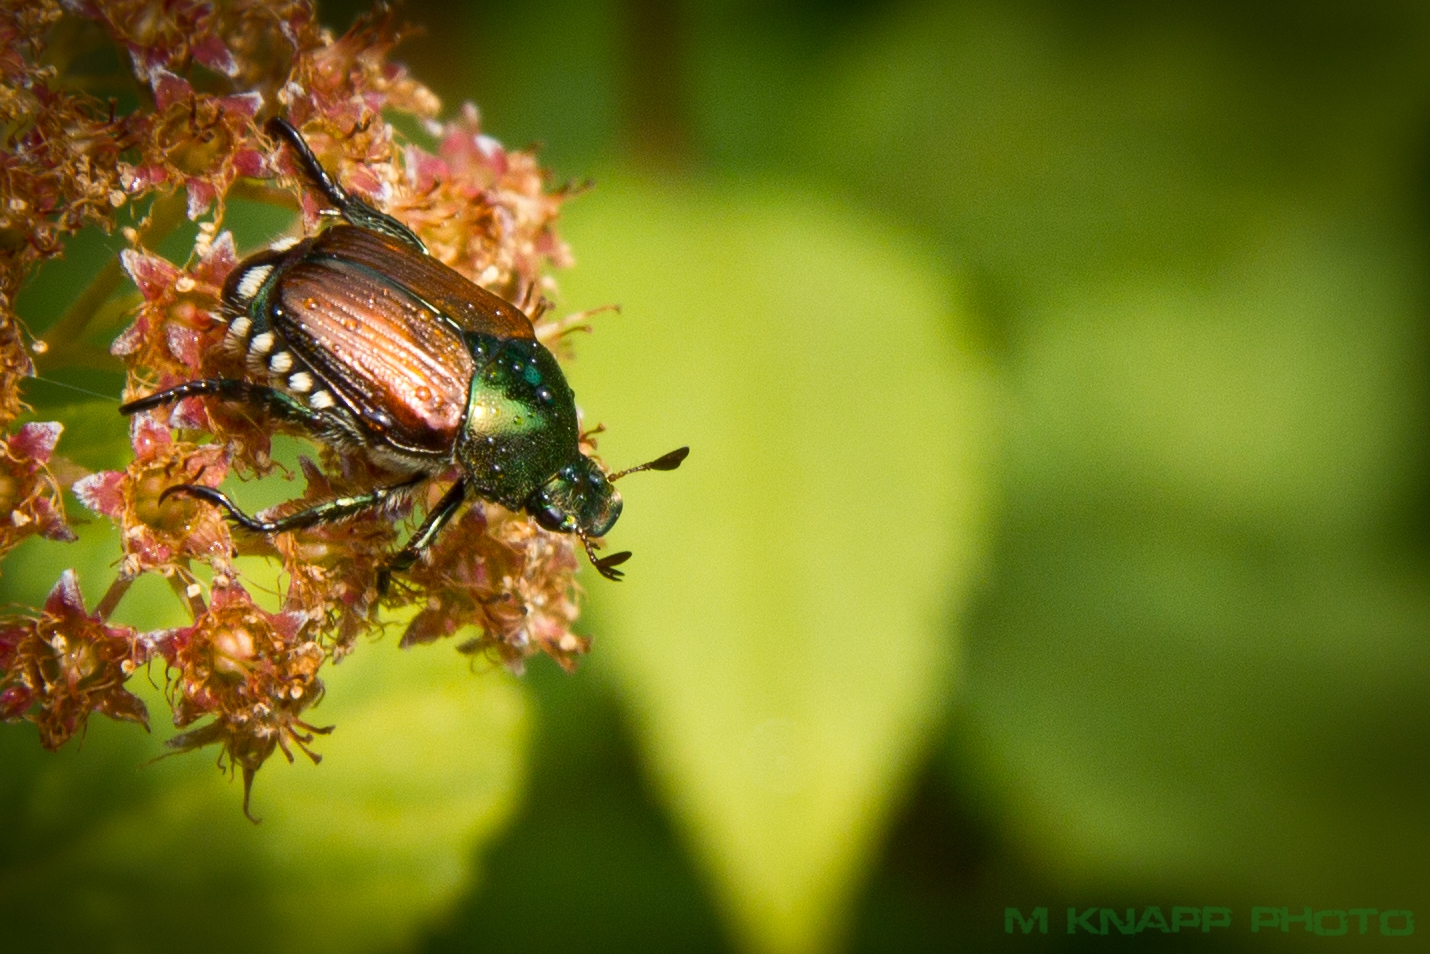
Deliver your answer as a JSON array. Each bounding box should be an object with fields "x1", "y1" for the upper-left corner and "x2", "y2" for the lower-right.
[
  {"x1": 32, "y1": 191, "x2": 187, "y2": 372},
  {"x1": 168, "y1": 564, "x2": 207, "y2": 619},
  {"x1": 93, "y1": 574, "x2": 132, "y2": 621}
]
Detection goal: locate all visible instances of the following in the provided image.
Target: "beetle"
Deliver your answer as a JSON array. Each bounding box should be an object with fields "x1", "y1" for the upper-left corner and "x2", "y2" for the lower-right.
[{"x1": 120, "y1": 117, "x2": 686, "y2": 584}]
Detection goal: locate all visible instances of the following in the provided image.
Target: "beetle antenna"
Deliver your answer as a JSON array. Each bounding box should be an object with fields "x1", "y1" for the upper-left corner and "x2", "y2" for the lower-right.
[
  {"x1": 577, "y1": 530, "x2": 632, "y2": 581},
  {"x1": 608, "y1": 446, "x2": 689, "y2": 482},
  {"x1": 265, "y1": 117, "x2": 350, "y2": 209}
]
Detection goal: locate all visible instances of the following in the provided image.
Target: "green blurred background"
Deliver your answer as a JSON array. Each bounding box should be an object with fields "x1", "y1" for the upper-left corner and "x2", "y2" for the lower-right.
[{"x1": 5, "y1": 0, "x2": 1430, "y2": 950}]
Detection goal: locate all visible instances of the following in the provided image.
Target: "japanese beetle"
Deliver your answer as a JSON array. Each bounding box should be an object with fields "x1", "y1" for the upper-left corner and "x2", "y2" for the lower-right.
[{"x1": 121, "y1": 117, "x2": 686, "y2": 583}]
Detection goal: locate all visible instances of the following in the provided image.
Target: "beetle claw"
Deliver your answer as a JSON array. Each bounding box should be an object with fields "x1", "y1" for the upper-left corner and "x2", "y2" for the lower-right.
[
  {"x1": 159, "y1": 483, "x2": 196, "y2": 504},
  {"x1": 160, "y1": 482, "x2": 225, "y2": 510},
  {"x1": 162, "y1": 484, "x2": 268, "y2": 533}
]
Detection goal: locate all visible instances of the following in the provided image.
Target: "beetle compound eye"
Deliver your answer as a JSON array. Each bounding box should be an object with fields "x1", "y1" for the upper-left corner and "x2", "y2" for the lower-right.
[{"x1": 536, "y1": 506, "x2": 568, "y2": 532}]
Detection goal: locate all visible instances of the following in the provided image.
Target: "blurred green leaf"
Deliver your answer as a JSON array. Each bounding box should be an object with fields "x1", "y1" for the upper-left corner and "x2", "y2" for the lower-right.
[
  {"x1": 1009, "y1": 229, "x2": 1424, "y2": 539},
  {"x1": 422, "y1": 659, "x2": 736, "y2": 954},
  {"x1": 557, "y1": 177, "x2": 997, "y2": 954},
  {"x1": 724, "y1": 0, "x2": 1430, "y2": 907},
  {"x1": 787, "y1": 1, "x2": 1430, "y2": 303},
  {"x1": 0, "y1": 603, "x2": 530, "y2": 954},
  {"x1": 952, "y1": 218, "x2": 1430, "y2": 903}
]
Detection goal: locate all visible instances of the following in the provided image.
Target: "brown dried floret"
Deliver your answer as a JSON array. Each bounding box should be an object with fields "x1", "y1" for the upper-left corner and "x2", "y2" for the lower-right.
[
  {"x1": 125, "y1": 69, "x2": 268, "y2": 220},
  {"x1": 0, "y1": 420, "x2": 76, "y2": 562},
  {"x1": 0, "y1": 568, "x2": 151, "y2": 749},
  {"x1": 113, "y1": 237, "x2": 237, "y2": 379},
  {"x1": 65, "y1": 0, "x2": 241, "y2": 85},
  {"x1": 272, "y1": 453, "x2": 413, "y2": 653},
  {"x1": 0, "y1": 7, "x2": 138, "y2": 271},
  {"x1": 158, "y1": 582, "x2": 327, "y2": 822},
  {"x1": 0, "y1": 312, "x2": 29, "y2": 428},
  {"x1": 396, "y1": 103, "x2": 572, "y2": 306},
  {"x1": 72, "y1": 414, "x2": 234, "y2": 577},
  {"x1": 272, "y1": 6, "x2": 436, "y2": 232},
  {"x1": 396, "y1": 502, "x2": 586, "y2": 673},
  {"x1": 0, "y1": 1, "x2": 145, "y2": 426}
]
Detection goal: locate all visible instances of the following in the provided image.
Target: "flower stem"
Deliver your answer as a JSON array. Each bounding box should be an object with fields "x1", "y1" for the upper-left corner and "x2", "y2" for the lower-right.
[
  {"x1": 32, "y1": 191, "x2": 187, "y2": 371},
  {"x1": 168, "y1": 564, "x2": 207, "y2": 620},
  {"x1": 94, "y1": 574, "x2": 133, "y2": 621}
]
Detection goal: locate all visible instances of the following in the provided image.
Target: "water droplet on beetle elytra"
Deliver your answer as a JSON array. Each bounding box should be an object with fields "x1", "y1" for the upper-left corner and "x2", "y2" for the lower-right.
[
  {"x1": 304, "y1": 298, "x2": 317, "y2": 309},
  {"x1": 415, "y1": 386, "x2": 432, "y2": 401}
]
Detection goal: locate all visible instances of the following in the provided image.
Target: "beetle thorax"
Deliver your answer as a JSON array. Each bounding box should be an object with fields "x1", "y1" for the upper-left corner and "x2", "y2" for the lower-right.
[{"x1": 455, "y1": 333, "x2": 582, "y2": 509}]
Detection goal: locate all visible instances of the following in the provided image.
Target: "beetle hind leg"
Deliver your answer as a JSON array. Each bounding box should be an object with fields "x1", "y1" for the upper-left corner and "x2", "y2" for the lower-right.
[
  {"x1": 163, "y1": 473, "x2": 425, "y2": 535},
  {"x1": 265, "y1": 117, "x2": 428, "y2": 254},
  {"x1": 120, "y1": 377, "x2": 327, "y2": 430}
]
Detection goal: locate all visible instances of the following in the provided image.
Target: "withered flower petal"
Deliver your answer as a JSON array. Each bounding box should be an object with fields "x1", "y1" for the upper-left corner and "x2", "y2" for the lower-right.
[
  {"x1": 0, "y1": 569, "x2": 150, "y2": 749},
  {"x1": 0, "y1": 422, "x2": 76, "y2": 559},
  {"x1": 162, "y1": 583, "x2": 327, "y2": 821},
  {"x1": 74, "y1": 414, "x2": 233, "y2": 575}
]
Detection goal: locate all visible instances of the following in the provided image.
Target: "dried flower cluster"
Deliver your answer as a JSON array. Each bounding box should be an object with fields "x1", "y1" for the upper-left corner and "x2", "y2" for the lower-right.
[{"x1": 1, "y1": 0, "x2": 594, "y2": 817}]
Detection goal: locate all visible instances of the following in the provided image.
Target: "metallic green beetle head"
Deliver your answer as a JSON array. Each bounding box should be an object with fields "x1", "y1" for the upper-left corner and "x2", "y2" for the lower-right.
[
  {"x1": 525, "y1": 446, "x2": 688, "y2": 580},
  {"x1": 528, "y1": 456, "x2": 623, "y2": 539}
]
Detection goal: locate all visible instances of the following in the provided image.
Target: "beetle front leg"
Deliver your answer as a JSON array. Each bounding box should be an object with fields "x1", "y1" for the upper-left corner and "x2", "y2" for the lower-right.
[
  {"x1": 377, "y1": 477, "x2": 468, "y2": 594},
  {"x1": 120, "y1": 377, "x2": 326, "y2": 430},
  {"x1": 162, "y1": 474, "x2": 426, "y2": 534}
]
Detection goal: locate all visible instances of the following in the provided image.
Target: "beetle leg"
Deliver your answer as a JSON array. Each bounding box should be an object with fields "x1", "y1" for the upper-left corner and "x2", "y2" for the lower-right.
[
  {"x1": 377, "y1": 477, "x2": 468, "y2": 594},
  {"x1": 161, "y1": 473, "x2": 425, "y2": 534},
  {"x1": 265, "y1": 117, "x2": 429, "y2": 255},
  {"x1": 120, "y1": 377, "x2": 327, "y2": 429}
]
